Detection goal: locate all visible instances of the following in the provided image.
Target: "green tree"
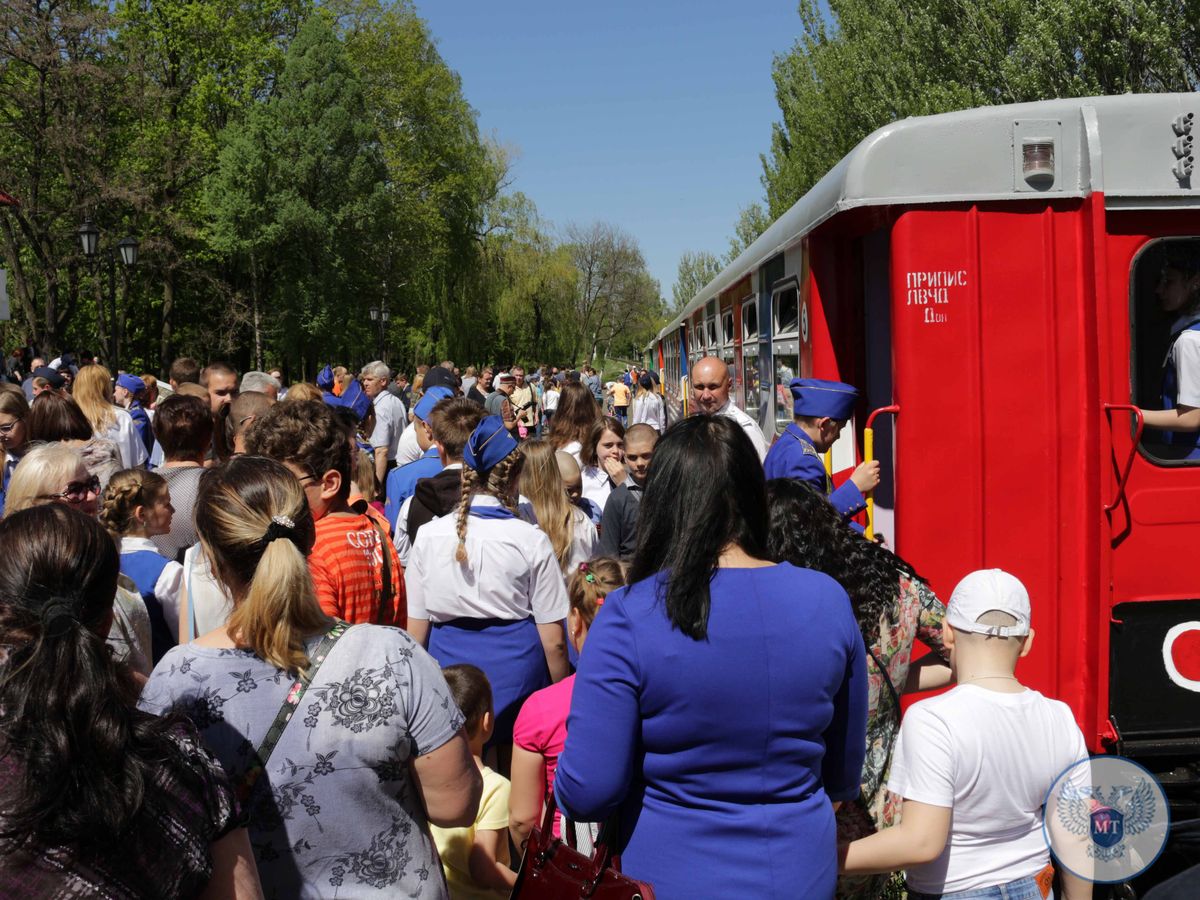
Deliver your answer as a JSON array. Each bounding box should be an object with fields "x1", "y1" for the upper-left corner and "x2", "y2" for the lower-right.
[
  {"x1": 725, "y1": 201, "x2": 771, "y2": 264},
  {"x1": 763, "y1": 0, "x2": 1200, "y2": 218},
  {"x1": 671, "y1": 250, "x2": 723, "y2": 312}
]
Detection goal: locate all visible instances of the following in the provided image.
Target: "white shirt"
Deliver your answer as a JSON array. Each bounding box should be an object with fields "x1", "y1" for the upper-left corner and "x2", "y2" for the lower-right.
[
  {"x1": 394, "y1": 419, "x2": 423, "y2": 467},
  {"x1": 406, "y1": 495, "x2": 569, "y2": 624},
  {"x1": 542, "y1": 388, "x2": 560, "y2": 412},
  {"x1": 888, "y1": 685, "x2": 1089, "y2": 894},
  {"x1": 370, "y1": 390, "x2": 407, "y2": 462},
  {"x1": 104, "y1": 407, "x2": 149, "y2": 469},
  {"x1": 567, "y1": 509, "x2": 599, "y2": 571},
  {"x1": 1169, "y1": 326, "x2": 1200, "y2": 407},
  {"x1": 120, "y1": 536, "x2": 184, "y2": 641},
  {"x1": 581, "y1": 465, "x2": 620, "y2": 513},
  {"x1": 559, "y1": 440, "x2": 583, "y2": 467},
  {"x1": 181, "y1": 544, "x2": 235, "y2": 639},
  {"x1": 715, "y1": 400, "x2": 768, "y2": 462},
  {"x1": 631, "y1": 391, "x2": 665, "y2": 432}
]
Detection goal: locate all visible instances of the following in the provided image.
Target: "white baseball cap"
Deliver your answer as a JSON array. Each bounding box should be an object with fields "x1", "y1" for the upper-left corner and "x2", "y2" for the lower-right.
[{"x1": 946, "y1": 569, "x2": 1032, "y2": 638}]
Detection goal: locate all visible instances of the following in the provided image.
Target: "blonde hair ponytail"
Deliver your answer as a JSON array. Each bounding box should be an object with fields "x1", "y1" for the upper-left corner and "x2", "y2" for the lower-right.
[{"x1": 195, "y1": 456, "x2": 329, "y2": 674}]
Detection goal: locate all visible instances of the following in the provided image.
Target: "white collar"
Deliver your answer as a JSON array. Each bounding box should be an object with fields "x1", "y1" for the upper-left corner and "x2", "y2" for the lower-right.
[
  {"x1": 120, "y1": 535, "x2": 161, "y2": 554},
  {"x1": 444, "y1": 462, "x2": 464, "y2": 471}
]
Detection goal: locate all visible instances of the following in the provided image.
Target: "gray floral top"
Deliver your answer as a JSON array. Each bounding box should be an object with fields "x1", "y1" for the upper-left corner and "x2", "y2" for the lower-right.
[{"x1": 139, "y1": 624, "x2": 465, "y2": 900}]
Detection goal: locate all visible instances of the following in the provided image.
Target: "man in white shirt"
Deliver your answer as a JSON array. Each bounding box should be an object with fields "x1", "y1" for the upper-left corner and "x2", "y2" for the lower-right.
[
  {"x1": 360, "y1": 360, "x2": 406, "y2": 494},
  {"x1": 690, "y1": 356, "x2": 768, "y2": 462}
]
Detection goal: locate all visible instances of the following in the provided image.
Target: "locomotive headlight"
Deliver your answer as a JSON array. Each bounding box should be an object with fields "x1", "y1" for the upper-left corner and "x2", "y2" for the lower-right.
[{"x1": 1021, "y1": 138, "x2": 1055, "y2": 184}]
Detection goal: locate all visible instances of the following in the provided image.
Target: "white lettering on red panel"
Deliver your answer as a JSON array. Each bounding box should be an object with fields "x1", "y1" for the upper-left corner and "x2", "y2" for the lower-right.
[{"x1": 905, "y1": 269, "x2": 967, "y2": 325}]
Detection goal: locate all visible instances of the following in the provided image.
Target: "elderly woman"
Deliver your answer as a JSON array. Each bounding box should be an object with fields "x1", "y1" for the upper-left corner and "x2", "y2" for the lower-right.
[
  {"x1": 0, "y1": 504, "x2": 260, "y2": 897},
  {"x1": 139, "y1": 455, "x2": 480, "y2": 897},
  {"x1": 555, "y1": 416, "x2": 868, "y2": 899},
  {"x1": 5, "y1": 442, "x2": 153, "y2": 677}
]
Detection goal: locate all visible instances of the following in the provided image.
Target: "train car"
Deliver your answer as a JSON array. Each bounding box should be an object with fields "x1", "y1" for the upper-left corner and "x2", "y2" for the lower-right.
[{"x1": 650, "y1": 94, "x2": 1200, "y2": 829}]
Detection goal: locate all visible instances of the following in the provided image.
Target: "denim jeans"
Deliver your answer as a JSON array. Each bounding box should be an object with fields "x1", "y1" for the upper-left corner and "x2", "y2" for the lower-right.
[{"x1": 908, "y1": 873, "x2": 1051, "y2": 900}]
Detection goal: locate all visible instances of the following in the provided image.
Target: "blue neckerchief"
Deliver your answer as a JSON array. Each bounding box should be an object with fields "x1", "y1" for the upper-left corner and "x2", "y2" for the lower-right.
[{"x1": 468, "y1": 500, "x2": 517, "y2": 520}]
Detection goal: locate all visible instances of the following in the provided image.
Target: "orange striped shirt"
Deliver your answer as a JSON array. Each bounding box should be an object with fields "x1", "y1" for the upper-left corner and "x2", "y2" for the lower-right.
[{"x1": 309, "y1": 512, "x2": 406, "y2": 628}]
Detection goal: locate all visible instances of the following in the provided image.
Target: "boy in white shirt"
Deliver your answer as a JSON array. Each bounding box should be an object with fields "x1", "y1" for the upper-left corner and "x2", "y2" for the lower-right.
[{"x1": 840, "y1": 569, "x2": 1092, "y2": 900}]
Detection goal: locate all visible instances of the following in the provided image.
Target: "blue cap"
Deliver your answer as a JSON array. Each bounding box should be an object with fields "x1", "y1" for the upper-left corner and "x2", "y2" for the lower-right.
[
  {"x1": 116, "y1": 373, "x2": 145, "y2": 395},
  {"x1": 323, "y1": 378, "x2": 371, "y2": 422},
  {"x1": 414, "y1": 386, "x2": 453, "y2": 422},
  {"x1": 790, "y1": 378, "x2": 858, "y2": 420},
  {"x1": 316, "y1": 364, "x2": 334, "y2": 390},
  {"x1": 463, "y1": 415, "x2": 518, "y2": 473}
]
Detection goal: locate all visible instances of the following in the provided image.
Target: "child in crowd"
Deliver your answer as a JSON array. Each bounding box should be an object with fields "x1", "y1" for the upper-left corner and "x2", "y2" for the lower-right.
[
  {"x1": 557, "y1": 451, "x2": 601, "y2": 526},
  {"x1": 596, "y1": 423, "x2": 657, "y2": 559},
  {"x1": 509, "y1": 557, "x2": 626, "y2": 851},
  {"x1": 840, "y1": 569, "x2": 1091, "y2": 900},
  {"x1": 244, "y1": 400, "x2": 405, "y2": 627},
  {"x1": 99, "y1": 469, "x2": 183, "y2": 662},
  {"x1": 432, "y1": 664, "x2": 516, "y2": 899}
]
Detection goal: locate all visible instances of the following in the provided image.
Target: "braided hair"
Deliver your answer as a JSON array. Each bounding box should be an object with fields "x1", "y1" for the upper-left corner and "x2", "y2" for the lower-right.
[
  {"x1": 98, "y1": 469, "x2": 167, "y2": 537},
  {"x1": 454, "y1": 450, "x2": 523, "y2": 564},
  {"x1": 764, "y1": 478, "x2": 926, "y2": 646}
]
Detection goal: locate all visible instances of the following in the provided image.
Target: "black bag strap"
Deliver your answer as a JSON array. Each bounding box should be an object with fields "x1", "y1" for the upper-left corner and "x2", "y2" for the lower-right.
[
  {"x1": 236, "y1": 621, "x2": 349, "y2": 804},
  {"x1": 865, "y1": 642, "x2": 902, "y2": 720},
  {"x1": 371, "y1": 518, "x2": 394, "y2": 625}
]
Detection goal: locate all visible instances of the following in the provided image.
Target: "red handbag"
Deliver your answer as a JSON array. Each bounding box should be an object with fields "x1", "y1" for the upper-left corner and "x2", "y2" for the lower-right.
[{"x1": 511, "y1": 793, "x2": 655, "y2": 900}]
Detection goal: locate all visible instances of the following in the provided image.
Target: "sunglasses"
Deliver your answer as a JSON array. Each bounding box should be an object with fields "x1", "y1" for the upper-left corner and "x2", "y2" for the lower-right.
[{"x1": 43, "y1": 475, "x2": 101, "y2": 503}]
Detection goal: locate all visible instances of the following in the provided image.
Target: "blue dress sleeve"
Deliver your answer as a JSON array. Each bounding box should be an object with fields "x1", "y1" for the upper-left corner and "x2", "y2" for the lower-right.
[
  {"x1": 819, "y1": 589, "x2": 869, "y2": 802},
  {"x1": 554, "y1": 586, "x2": 641, "y2": 821}
]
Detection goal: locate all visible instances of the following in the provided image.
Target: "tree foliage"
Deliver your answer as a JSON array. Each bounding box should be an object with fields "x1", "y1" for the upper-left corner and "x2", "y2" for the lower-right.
[
  {"x1": 671, "y1": 250, "x2": 723, "y2": 312},
  {"x1": 0, "y1": 0, "x2": 660, "y2": 375}
]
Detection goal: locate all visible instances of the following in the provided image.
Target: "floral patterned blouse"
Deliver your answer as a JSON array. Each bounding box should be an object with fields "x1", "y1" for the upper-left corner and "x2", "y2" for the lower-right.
[
  {"x1": 836, "y1": 574, "x2": 948, "y2": 900},
  {"x1": 139, "y1": 624, "x2": 465, "y2": 900}
]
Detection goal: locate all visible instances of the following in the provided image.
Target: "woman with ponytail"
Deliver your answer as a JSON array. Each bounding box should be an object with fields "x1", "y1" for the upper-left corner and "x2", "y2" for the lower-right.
[
  {"x1": 140, "y1": 455, "x2": 480, "y2": 898},
  {"x1": 519, "y1": 439, "x2": 598, "y2": 573},
  {"x1": 407, "y1": 416, "x2": 570, "y2": 767},
  {"x1": 0, "y1": 504, "x2": 260, "y2": 898}
]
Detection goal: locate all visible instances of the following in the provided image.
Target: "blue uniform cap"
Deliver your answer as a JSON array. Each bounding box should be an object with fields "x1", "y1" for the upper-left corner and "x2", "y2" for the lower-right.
[
  {"x1": 414, "y1": 386, "x2": 453, "y2": 422},
  {"x1": 323, "y1": 378, "x2": 371, "y2": 422},
  {"x1": 790, "y1": 378, "x2": 858, "y2": 420},
  {"x1": 116, "y1": 373, "x2": 145, "y2": 395},
  {"x1": 463, "y1": 415, "x2": 518, "y2": 473},
  {"x1": 316, "y1": 365, "x2": 334, "y2": 390}
]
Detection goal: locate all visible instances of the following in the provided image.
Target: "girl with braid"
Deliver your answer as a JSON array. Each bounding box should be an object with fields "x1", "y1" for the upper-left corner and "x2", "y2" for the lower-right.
[
  {"x1": 100, "y1": 468, "x2": 183, "y2": 663},
  {"x1": 406, "y1": 415, "x2": 570, "y2": 770}
]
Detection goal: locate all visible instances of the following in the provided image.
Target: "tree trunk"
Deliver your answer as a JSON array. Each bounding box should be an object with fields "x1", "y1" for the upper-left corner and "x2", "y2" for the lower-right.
[
  {"x1": 159, "y1": 269, "x2": 175, "y2": 378},
  {"x1": 251, "y1": 253, "x2": 263, "y2": 370}
]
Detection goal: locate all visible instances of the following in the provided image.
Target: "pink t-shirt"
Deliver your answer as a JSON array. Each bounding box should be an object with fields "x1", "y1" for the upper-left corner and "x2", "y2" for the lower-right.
[{"x1": 513, "y1": 674, "x2": 575, "y2": 838}]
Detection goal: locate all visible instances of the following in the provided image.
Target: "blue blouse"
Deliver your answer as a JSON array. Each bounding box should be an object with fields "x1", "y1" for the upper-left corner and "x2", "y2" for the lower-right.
[{"x1": 555, "y1": 563, "x2": 868, "y2": 899}]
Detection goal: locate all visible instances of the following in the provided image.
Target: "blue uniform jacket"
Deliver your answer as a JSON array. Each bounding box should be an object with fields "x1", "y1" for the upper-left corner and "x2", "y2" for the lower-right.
[
  {"x1": 384, "y1": 447, "x2": 443, "y2": 529},
  {"x1": 128, "y1": 401, "x2": 154, "y2": 458},
  {"x1": 763, "y1": 423, "x2": 866, "y2": 521}
]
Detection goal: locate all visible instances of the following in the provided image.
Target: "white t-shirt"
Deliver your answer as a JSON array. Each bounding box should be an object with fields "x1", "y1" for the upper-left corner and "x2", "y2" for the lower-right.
[
  {"x1": 1169, "y1": 327, "x2": 1200, "y2": 407},
  {"x1": 542, "y1": 389, "x2": 560, "y2": 413},
  {"x1": 102, "y1": 406, "x2": 149, "y2": 469},
  {"x1": 715, "y1": 400, "x2": 768, "y2": 462},
  {"x1": 567, "y1": 509, "x2": 599, "y2": 571},
  {"x1": 394, "y1": 419, "x2": 423, "y2": 467},
  {"x1": 406, "y1": 494, "x2": 569, "y2": 625},
  {"x1": 888, "y1": 684, "x2": 1089, "y2": 895}
]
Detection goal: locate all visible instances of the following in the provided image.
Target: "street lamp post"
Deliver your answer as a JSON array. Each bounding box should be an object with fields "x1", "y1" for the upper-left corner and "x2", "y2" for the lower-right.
[
  {"x1": 78, "y1": 219, "x2": 138, "y2": 370},
  {"x1": 368, "y1": 303, "x2": 390, "y2": 365}
]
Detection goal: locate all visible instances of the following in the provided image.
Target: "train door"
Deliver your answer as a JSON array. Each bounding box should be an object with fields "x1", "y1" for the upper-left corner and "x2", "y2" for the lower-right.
[
  {"x1": 759, "y1": 255, "x2": 786, "y2": 432},
  {"x1": 721, "y1": 298, "x2": 739, "y2": 407},
  {"x1": 771, "y1": 277, "x2": 802, "y2": 439},
  {"x1": 1103, "y1": 217, "x2": 1200, "y2": 760}
]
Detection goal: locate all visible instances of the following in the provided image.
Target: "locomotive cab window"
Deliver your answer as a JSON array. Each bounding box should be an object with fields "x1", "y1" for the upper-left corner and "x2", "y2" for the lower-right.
[{"x1": 1133, "y1": 238, "x2": 1200, "y2": 464}]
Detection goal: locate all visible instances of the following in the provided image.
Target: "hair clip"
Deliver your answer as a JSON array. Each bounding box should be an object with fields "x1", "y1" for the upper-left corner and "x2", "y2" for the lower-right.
[{"x1": 595, "y1": 596, "x2": 605, "y2": 607}]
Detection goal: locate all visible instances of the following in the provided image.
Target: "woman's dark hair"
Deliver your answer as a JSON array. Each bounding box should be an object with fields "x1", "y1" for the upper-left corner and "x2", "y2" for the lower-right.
[
  {"x1": 26, "y1": 392, "x2": 93, "y2": 443},
  {"x1": 628, "y1": 415, "x2": 768, "y2": 640},
  {"x1": 765, "y1": 478, "x2": 925, "y2": 645},
  {"x1": 0, "y1": 505, "x2": 188, "y2": 848},
  {"x1": 153, "y1": 394, "x2": 213, "y2": 460},
  {"x1": 547, "y1": 382, "x2": 599, "y2": 450}
]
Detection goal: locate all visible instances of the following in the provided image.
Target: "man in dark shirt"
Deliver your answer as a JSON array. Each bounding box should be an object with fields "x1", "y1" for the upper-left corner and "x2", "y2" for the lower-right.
[{"x1": 466, "y1": 367, "x2": 493, "y2": 406}]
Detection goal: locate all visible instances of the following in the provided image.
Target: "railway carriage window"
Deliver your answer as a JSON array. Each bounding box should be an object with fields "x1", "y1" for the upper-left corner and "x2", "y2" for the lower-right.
[
  {"x1": 707, "y1": 319, "x2": 717, "y2": 347},
  {"x1": 742, "y1": 301, "x2": 758, "y2": 343},
  {"x1": 773, "y1": 284, "x2": 800, "y2": 335},
  {"x1": 722, "y1": 310, "x2": 734, "y2": 343},
  {"x1": 774, "y1": 349, "x2": 799, "y2": 434},
  {"x1": 743, "y1": 349, "x2": 760, "y2": 420},
  {"x1": 1133, "y1": 238, "x2": 1200, "y2": 464}
]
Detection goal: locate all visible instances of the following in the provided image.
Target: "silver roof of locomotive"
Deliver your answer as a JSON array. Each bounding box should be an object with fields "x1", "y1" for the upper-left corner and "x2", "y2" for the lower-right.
[{"x1": 661, "y1": 93, "x2": 1200, "y2": 338}]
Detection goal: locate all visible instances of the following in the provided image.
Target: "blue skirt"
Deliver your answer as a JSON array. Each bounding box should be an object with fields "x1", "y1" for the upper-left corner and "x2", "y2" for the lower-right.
[{"x1": 428, "y1": 617, "x2": 550, "y2": 746}]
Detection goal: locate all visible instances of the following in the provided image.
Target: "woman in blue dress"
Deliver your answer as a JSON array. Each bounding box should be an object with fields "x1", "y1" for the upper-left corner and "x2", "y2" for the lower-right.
[{"x1": 554, "y1": 415, "x2": 868, "y2": 899}]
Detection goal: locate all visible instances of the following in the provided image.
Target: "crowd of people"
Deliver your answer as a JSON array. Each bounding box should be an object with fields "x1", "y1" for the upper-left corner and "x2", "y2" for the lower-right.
[{"x1": 0, "y1": 349, "x2": 1101, "y2": 900}]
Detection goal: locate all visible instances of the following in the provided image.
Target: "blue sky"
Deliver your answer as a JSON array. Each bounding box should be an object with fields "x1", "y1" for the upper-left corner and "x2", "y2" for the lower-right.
[{"x1": 412, "y1": 1, "x2": 804, "y2": 300}]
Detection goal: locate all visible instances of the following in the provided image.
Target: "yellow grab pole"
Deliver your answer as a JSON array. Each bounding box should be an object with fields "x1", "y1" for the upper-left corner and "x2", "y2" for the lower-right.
[{"x1": 822, "y1": 449, "x2": 833, "y2": 490}]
